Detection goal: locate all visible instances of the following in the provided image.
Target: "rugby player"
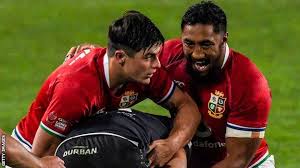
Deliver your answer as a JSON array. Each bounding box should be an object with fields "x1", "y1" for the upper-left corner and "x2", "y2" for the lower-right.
[
  {"x1": 160, "y1": 2, "x2": 274, "y2": 167},
  {"x1": 13, "y1": 10, "x2": 200, "y2": 168},
  {"x1": 0, "y1": 129, "x2": 65, "y2": 168},
  {"x1": 55, "y1": 109, "x2": 188, "y2": 168}
]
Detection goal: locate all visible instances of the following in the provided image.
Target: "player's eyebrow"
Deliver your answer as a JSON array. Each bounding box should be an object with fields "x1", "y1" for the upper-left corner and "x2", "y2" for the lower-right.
[
  {"x1": 198, "y1": 40, "x2": 214, "y2": 45},
  {"x1": 183, "y1": 39, "x2": 195, "y2": 44},
  {"x1": 144, "y1": 53, "x2": 156, "y2": 59}
]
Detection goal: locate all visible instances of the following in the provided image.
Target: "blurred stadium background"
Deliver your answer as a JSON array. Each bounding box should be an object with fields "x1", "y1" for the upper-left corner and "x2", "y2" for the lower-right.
[{"x1": 0, "y1": 0, "x2": 299, "y2": 167}]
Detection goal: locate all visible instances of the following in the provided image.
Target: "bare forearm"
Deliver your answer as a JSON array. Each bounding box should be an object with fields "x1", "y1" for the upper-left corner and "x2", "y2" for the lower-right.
[
  {"x1": 32, "y1": 142, "x2": 58, "y2": 157},
  {"x1": 148, "y1": 88, "x2": 200, "y2": 167},
  {"x1": 168, "y1": 96, "x2": 200, "y2": 149},
  {"x1": 0, "y1": 130, "x2": 42, "y2": 168},
  {"x1": 212, "y1": 137, "x2": 261, "y2": 168},
  {"x1": 32, "y1": 127, "x2": 62, "y2": 157}
]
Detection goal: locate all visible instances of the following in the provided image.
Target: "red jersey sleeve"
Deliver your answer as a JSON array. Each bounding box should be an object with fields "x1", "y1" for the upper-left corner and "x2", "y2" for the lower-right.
[
  {"x1": 226, "y1": 54, "x2": 272, "y2": 138},
  {"x1": 40, "y1": 80, "x2": 89, "y2": 138},
  {"x1": 146, "y1": 67, "x2": 176, "y2": 105}
]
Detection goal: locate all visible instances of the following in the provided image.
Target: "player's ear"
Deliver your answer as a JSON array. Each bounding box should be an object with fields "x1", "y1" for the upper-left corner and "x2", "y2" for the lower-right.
[
  {"x1": 223, "y1": 32, "x2": 228, "y2": 43},
  {"x1": 115, "y1": 50, "x2": 127, "y2": 65}
]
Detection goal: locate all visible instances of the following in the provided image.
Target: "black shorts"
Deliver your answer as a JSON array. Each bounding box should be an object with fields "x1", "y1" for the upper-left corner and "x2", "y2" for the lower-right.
[{"x1": 55, "y1": 132, "x2": 149, "y2": 168}]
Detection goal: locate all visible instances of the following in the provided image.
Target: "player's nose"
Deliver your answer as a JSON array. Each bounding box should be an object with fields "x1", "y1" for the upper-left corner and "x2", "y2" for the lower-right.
[
  {"x1": 192, "y1": 46, "x2": 205, "y2": 59},
  {"x1": 152, "y1": 56, "x2": 161, "y2": 69}
]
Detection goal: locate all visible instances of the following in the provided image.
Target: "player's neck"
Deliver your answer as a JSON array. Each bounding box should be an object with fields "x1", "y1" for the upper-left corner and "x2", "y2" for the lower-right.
[
  {"x1": 109, "y1": 58, "x2": 128, "y2": 90},
  {"x1": 217, "y1": 43, "x2": 227, "y2": 68}
]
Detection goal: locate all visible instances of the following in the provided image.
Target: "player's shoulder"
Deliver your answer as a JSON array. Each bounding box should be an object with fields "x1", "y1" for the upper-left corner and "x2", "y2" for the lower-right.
[
  {"x1": 164, "y1": 38, "x2": 182, "y2": 49},
  {"x1": 228, "y1": 49, "x2": 271, "y2": 97},
  {"x1": 230, "y1": 49, "x2": 267, "y2": 81},
  {"x1": 160, "y1": 38, "x2": 184, "y2": 67},
  {"x1": 91, "y1": 47, "x2": 106, "y2": 56},
  {"x1": 53, "y1": 48, "x2": 106, "y2": 92},
  {"x1": 64, "y1": 46, "x2": 106, "y2": 66},
  {"x1": 61, "y1": 47, "x2": 106, "y2": 76}
]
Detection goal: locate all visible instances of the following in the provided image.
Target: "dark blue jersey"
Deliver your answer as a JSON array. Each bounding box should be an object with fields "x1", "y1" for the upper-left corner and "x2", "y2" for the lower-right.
[{"x1": 55, "y1": 109, "x2": 172, "y2": 168}]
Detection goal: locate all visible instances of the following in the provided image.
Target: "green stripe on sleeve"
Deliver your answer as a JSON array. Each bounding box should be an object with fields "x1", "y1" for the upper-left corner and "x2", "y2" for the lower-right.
[
  {"x1": 252, "y1": 153, "x2": 271, "y2": 168},
  {"x1": 40, "y1": 123, "x2": 66, "y2": 139}
]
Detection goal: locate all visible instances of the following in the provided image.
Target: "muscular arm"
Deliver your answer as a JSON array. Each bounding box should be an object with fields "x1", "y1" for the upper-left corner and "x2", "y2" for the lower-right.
[
  {"x1": 149, "y1": 87, "x2": 200, "y2": 167},
  {"x1": 32, "y1": 127, "x2": 62, "y2": 157},
  {"x1": 212, "y1": 137, "x2": 262, "y2": 168},
  {"x1": 165, "y1": 87, "x2": 200, "y2": 150},
  {"x1": 0, "y1": 129, "x2": 64, "y2": 168}
]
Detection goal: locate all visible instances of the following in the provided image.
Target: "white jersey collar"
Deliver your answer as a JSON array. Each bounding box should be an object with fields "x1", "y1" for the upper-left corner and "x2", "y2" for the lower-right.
[
  {"x1": 221, "y1": 43, "x2": 229, "y2": 69},
  {"x1": 103, "y1": 52, "x2": 110, "y2": 88}
]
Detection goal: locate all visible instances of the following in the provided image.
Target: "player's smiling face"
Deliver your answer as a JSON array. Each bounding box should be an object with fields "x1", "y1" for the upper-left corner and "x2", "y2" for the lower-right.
[
  {"x1": 124, "y1": 44, "x2": 162, "y2": 85},
  {"x1": 181, "y1": 24, "x2": 227, "y2": 77}
]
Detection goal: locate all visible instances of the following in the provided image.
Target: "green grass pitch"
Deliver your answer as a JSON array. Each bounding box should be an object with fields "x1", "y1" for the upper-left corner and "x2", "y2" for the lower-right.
[{"x1": 0, "y1": 0, "x2": 299, "y2": 167}]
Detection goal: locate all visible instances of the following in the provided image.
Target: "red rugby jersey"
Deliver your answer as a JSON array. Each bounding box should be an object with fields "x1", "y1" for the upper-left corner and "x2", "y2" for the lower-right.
[{"x1": 17, "y1": 47, "x2": 175, "y2": 145}]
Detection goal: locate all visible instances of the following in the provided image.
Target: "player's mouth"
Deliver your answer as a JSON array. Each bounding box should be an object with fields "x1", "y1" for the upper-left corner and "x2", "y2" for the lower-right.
[
  {"x1": 146, "y1": 70, "x2": 156, "y2": 78},
  {"x1": 146, "y1": 74, "x2": 153, "y2": 78},
  {"x1": 149, "y1": 69, "x2": 157, "y2": 77},
  {"x1": 192, "y1": 58, "x2": 210, "y2": 73}
]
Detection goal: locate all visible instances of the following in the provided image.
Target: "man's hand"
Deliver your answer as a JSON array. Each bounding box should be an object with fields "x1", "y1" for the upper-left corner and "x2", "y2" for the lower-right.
[
  {"x1": 38, "y1": 156, "x2": 65, "y2": 168},
  {"x1": 65, "y1": 43, "x2": 100, "y2": 61},
  {"x1": 163, "y1": 148, "x2": 187, "y2": 168},
  {"x1": 148, "y1": 138, "x2": 180, "y2": 168},
  {"x1": 149, "y1": 87, "x2": 199, "y2": 167}
]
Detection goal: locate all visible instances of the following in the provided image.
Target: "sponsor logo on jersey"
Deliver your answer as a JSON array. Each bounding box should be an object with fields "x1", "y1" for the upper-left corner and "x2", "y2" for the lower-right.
[
  {"x1": 54, "y1": 118, "x2": 68, "y2": 131},
  {"x1": 46, "y1": 111, "x2": 58, "y2": 124},
  {"x1": 119, "y1": 91, "x2": 138, "y2": 108},
  {"x1": 63, "y1": 146, "x2": 98, "y2": 157},
  {"x1": 208, "y1": 90, "x2": 226, "y2": 119},
  {"x1": 192, "y1": 140, "x2": 225, "y2": 148}
]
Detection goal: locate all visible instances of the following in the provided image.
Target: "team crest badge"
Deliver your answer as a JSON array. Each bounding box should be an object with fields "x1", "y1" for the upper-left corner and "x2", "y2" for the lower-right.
[
  {"x1": 119, "y1": 90, "x2": 138, "y2": 108},
  {"x1": 46, "y1": 111, "x2": 57, "y2": 124},
  {"x1": 208, "y1": 90, "x2": 226, "y2": 119}
]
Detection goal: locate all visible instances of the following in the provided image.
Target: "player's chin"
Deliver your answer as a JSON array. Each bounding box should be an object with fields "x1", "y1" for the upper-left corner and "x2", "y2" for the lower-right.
[
  {"x1": 142, "y1": 78, "x2": 151, "y2": 85},
  {"x1": 192, "y1": 64, "x2": 210, "y2": 77},
  {"x1": 136, "y1": 77, "x2": 151, "y2": 85}
]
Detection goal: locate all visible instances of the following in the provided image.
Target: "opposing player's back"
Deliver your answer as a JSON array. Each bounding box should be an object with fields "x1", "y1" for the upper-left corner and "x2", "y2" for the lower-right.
[
  {"x1": 63, "y1": 109, "x2": 172, "y2": 150},
  {"x1": 55, "y1": 109, "x2": 172, "y2": 168}
]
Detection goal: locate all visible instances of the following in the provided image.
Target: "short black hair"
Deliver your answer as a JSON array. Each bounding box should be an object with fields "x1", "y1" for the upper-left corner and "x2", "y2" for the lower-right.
[
  {"x1": 181, "y1": 1, "x2": 227, "y2": 33},
  {"x1": 108, "y1": 10, "x2": 164, "y2": 57}
]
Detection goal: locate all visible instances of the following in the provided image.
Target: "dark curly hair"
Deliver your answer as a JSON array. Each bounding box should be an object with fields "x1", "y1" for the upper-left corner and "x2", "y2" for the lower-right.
[
  {"x1": 108, "y1": 10, "x2": 164, "y2": 57},
  {"x1": 181, "y1": 1, "x2": 227, "y2": 33}
]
